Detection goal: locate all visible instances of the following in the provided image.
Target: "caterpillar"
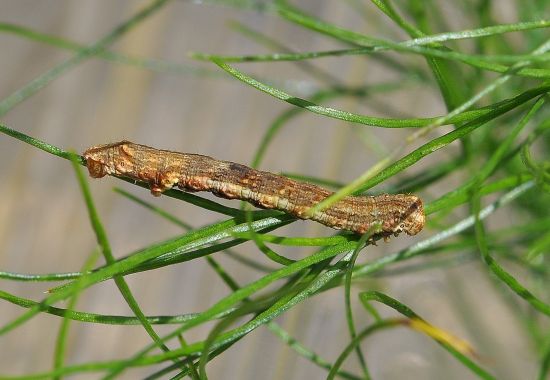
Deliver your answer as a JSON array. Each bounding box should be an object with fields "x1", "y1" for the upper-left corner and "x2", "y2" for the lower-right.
[{"x1": 83, "y1": 141, "x2": 425, "y2": 238}]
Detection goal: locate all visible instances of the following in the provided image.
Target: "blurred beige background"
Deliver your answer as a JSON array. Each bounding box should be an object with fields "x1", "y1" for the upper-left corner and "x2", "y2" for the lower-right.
[{"x1": 0, "y1": 1, "x2": 533, "y2": 379}]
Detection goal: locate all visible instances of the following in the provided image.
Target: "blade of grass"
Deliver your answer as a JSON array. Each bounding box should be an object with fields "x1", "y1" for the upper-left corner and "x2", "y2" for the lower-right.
[
  {"x1": 69, "y1": 154, "x2": 179, "y2": 362},
  {"x1": 343, "y1": 228, "x2": 380, "y2": 379},
  {"x1": 539, "y1": 339, "x2": 550, "y2": 380},
  {"x1": 274, "y1": 1, "x2": 550, "y2": 79},
  {"x1": 210, "y1": 59, "x2": 550, "y2": 129},
  {"x1": 0, "y1": 22, "x2": 219, "y2": 77},
  {"x1": 195, "y1": 266, "x2": 327, "y2": 380},
  {"x1": 114, "y1": 187, "x2": 278, "y2": 272},
  {"x1": 472, "y1": 194, "x2": 550, "y2": 316},
  {"x1": 0, "y1": 0, "x2": 170, "y2": 117},
  {"x1": 102, "y1": 243, "x2": 358, "y2": 377},
  {"x1": 0, "y1": 210, "x2": 292, "y2": 337},
  {"x1": 0, "y1": 289, "x2": 215, "y2": 325},
  {"x1": 327, "y1": 319, "x2": 403, "y2": 380},
  {"x1": 359, "y1": 291, "x2": 491, "y2": 378},
  {"x1": 192, "y1": 46, "x2": 550, "y2": 65},
  {"x1": 0, "y1": 123, "x2": 80, "y2": 162},
  {"x1": 241, "y1": 203, "x2": 296, "y2": 265},
  {"x1": 372, "y1": 0, "x2": 465, "y2": 111},
  {"x1": 429, "y1": 97, "x2": 546, "y2": 215},
  {"x1": 53, "y1": 248, "x2": 101, "y2": 380},
  {"x1": 227, "y1": 21, "x2": 342, "y2": 86}
]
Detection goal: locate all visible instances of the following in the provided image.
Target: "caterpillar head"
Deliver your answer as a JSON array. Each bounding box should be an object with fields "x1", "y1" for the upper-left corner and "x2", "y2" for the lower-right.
[{"x1": 82, "y1": 141, "x2": 136, "y2": 178}]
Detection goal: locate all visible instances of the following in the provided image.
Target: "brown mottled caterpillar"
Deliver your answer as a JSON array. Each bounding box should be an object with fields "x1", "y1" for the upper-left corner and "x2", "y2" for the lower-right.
[{"x1": 83, "y1": 141, "x2": 425, "y2": 238}]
